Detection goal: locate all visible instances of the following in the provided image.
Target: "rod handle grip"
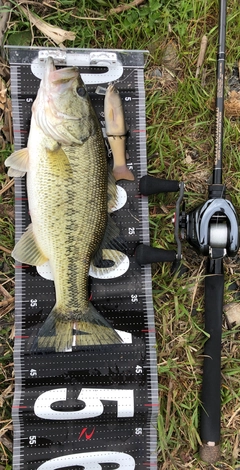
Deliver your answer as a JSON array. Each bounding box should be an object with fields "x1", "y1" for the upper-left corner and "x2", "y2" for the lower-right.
[
  {"x1": 139, "y1": 175, "x2": 180, "y2": 195},
  {"x1": 135, "y1": 244, "x2": 176, "y2": 265},
  {"x1": 200, "y1": 271, "x2": 224, "y2": 463}
]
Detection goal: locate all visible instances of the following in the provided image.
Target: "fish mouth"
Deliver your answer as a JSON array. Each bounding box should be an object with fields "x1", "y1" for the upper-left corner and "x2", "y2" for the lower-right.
[
  {"x1": 50, "y1": 66, "x2": 80, "y2": 84},
  {"x1": 43, "y1": 57, "x2": 79, "y2": 93},
  {"x1": 33, "y1": 57, "x2": 83, "y2": 144}
]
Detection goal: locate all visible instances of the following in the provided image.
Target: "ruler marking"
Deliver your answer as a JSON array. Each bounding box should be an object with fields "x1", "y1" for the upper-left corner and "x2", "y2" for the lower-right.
[{"x1": 9, "y1": 53, "x2": 158, "y2": 470}]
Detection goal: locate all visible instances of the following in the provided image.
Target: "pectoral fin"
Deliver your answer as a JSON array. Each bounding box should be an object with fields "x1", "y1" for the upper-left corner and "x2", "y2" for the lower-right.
[
  {"x1": 12, "y1": 224, "x2": 48, "y2": 266},
  {"x1": 5, "y1": 148, "x2": 29, "y2": 177}
]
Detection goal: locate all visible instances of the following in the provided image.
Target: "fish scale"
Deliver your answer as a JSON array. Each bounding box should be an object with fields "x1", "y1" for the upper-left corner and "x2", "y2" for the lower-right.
[
  {"x1": 33, "y1": 138, "x2": 107, "y2": 314},
  {"x1": 7, "y1": 47, "x2": 158, "y2": 470}
]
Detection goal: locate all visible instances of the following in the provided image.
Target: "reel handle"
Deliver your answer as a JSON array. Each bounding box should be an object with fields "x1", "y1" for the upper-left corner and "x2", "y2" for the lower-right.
[
  {"x1": 139, "y1": 175, "x2": 180, "y2": 195},
  {"x1": 199, "y1": 258, "x2": 223, "y2": 464},
  {"x1": 135, "y1": 244, "x2": 176, "y2": 265}
]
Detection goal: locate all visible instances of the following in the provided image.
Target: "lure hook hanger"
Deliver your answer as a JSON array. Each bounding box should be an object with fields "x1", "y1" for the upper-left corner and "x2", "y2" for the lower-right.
[{"x1": 136, "y1": 0, "x2": 239, "y2": 463}]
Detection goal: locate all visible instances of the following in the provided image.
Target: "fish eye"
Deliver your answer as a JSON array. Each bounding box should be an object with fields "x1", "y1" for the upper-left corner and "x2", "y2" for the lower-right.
[{"x1": 77, "y1": 87, "x2": 87, "y2": 97}]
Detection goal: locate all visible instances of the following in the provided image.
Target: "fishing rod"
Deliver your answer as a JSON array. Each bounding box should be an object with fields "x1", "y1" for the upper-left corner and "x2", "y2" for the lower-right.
[{"x1": 135, "y1": 0, "x2": 239, "y2": 464}]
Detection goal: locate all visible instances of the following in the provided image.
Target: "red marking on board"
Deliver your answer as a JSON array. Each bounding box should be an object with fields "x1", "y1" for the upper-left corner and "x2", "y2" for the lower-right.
[
  {"x1": 14, "y1": 129, "x2": 28, "y2": 133},
  {"x1": 143, "y1": 463, "x2": 158, "y2": 467},
  {"x1": 15, "y1": 265, "x2": 30, "y2": 269},
  {"x1": 12, "y1": 405, "x2": 27, "y2": 409},
  {"x1": 16, "y1": 198, "x2": 28, "y2": 201},
  {"x1": 132, "y1": 129, "x2": 146, "y2": 133},
  {"x1": 141, "y1": 329, "x2": 156, "y2": 333},
  {"x1": 144, "y1": 403, "x2": 159, "y2": 407},
  {"x1": 78, "y1": 427, "x2": 95, "y2": 441},
  {"x1": 15, "y1": 335, "x2": 29, "y2": 339}
]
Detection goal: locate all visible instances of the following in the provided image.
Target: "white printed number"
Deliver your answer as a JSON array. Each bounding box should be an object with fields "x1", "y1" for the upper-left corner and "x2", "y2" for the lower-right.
[
  {"x1": 29, "y1": 436, "x2": 36, "y2": 445},
  {"x1": 37, "y1": 451, "x2": 135, "y2": 470},
  {"x1": 34, "y1": 388, "x2": 134, "y2": 420}
]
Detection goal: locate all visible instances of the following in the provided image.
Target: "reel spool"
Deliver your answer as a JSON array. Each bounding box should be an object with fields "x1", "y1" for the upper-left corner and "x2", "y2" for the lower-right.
[{"x1": 209, "y1": 221, "x2": 228, "y2": 248}]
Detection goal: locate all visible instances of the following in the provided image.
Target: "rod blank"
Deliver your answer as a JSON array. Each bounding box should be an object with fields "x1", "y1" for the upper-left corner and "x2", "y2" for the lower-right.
[{"x1": 213, "y1": 0, "x2": 227, "y2": 185}]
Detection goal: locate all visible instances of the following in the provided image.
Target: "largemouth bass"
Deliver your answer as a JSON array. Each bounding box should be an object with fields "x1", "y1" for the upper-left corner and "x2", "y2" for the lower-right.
[
  {"x1": 104, "y1": 83, "x2": 135, "y2": 182},
  {"x1": 5, "y1": 57, "x2": 122, "y2": 352}
]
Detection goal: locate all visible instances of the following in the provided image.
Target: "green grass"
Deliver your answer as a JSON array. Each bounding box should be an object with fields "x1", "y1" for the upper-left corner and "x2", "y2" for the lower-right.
[{"x1": 1, "y1": 0, "x2": 240, "y2": 468}]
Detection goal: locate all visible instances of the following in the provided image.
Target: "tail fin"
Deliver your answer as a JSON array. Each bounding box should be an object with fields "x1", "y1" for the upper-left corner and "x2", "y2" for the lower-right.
[{"x1": 34, "y1": 302, "x2": 122, "y2": 352}]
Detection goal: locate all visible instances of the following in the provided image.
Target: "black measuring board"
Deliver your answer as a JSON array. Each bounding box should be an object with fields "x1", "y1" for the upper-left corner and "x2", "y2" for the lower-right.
[{"x1": 7, "y1": 47, "x2": 158, "y2": 470}]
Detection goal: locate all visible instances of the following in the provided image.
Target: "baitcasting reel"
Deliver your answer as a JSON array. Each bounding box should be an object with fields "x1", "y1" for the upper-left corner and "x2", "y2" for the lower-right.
[{"x1": 136, "y1": 175, "x2": 239, "y2": 266}]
